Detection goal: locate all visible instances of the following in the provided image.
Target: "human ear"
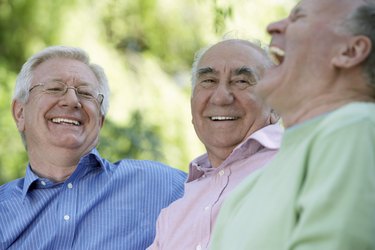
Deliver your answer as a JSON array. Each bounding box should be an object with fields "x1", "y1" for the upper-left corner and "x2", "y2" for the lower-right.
[
  {"x1": 332, "y1": 35, "x2": 372, "y2": 68},
  {"x1": 12, "y1": 100, "x2": 26, "y2": 132},
  {"x1": 99, "y1": 115, "x2": 105, "y2": 128}
]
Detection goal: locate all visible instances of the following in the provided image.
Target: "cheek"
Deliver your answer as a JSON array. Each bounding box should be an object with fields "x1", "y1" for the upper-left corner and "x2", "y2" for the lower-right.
[
  {"x1": 191, "y1": 110, "x2": 201, "y2": 133},
  {"x1": 24, "y1": 103, "x2": 43, "y2": 123},
  {"x1": 241, "y1": 92, "x2": 263, "y2": 107},
  {"x1": 190, "y1": 100, "x2": 205, "y2": 135},
  {"x1": 84, "y1": 102, "x2": 102, "y2": 119},
  {"x1": 242, "y1": 94, "x2": 270, "y2": 116},
  {"x1": 191, "y1": 93, "x2": 207, "y2": 114}
]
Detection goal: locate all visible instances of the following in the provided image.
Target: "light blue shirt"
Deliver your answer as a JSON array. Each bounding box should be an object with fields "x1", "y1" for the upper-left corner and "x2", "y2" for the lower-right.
[{"x1": 0, "y1": 148, "x2": 187, "y2": 250}]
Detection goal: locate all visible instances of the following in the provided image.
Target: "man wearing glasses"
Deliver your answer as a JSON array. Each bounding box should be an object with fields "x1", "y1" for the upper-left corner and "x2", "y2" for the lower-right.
[{"x1": 0, "y1": 46, "x2": 186, "y2": 249}]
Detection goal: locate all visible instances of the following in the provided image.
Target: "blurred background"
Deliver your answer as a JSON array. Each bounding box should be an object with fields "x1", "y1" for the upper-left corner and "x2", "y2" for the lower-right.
[{"x1": 0, "y1": 0, "x2": 295, "y2": 184}]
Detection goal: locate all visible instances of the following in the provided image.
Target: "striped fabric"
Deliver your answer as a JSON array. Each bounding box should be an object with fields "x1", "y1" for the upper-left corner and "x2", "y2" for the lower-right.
[{"x1": 0, "y1": 148, "x2": 187, "y2": 250}]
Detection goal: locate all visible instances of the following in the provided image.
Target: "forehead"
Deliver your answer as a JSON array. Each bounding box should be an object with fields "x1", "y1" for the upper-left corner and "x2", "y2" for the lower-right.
[
  {"x1": 198, "y1": 41, "x2": 266, "y2": 70},
  {"x1": 33, "y1": 57, "x2": 98, "y2": 84},
  {"x1": 295, "y1": 0, "x2": 363, "y2": 18}
]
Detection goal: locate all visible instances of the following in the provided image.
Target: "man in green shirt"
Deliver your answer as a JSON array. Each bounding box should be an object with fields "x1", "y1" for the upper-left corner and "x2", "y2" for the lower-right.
[{"x1": 210, "y1": 0, "x2": 375, "y2": 249}]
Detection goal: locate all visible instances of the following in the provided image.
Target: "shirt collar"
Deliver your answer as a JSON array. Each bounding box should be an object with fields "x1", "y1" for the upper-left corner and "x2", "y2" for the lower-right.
[
  {"x1": 187, "y1": 123, "x2": 283, "y2": 182},
  {"x1": 22, "y1": 148, "x2": 104, "y2": 200},
  {"x1": 22, "y1": 165, "x2": 40, "y2": 199}
]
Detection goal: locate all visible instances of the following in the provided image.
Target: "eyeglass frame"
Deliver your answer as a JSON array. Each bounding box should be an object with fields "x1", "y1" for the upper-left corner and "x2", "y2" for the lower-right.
[{"x1": 28, "y1": 80, "x2": 104, "y2": 105}]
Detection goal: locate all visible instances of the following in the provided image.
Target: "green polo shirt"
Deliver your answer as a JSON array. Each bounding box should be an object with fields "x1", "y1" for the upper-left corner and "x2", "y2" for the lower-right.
[{"x1": 211, "y1": 102, "x2": 375, "y2": 250}]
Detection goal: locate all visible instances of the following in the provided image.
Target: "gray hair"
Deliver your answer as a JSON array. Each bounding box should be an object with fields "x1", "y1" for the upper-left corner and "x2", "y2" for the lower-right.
[
  {"x1": 13, "y1": 45, "x2": 110, "y2": 115},
  {"x1": 191, "y1": 38, "x2": 273, "y2": 92},
  {"x1": 345, "y1": 0, "x2": 375, "y2": 87}
]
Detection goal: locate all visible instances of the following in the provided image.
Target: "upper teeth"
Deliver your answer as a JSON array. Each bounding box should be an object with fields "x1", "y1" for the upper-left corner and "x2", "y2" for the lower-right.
[
  {"x1": 210, "y1": 116, "x2": 238, "y2": 121},
  {"x1": 51, "y1": 118, "x2": 80, "y2": 126},
  {"x1": 268, "y1": 46, "x2": 285, "y2": 66}
]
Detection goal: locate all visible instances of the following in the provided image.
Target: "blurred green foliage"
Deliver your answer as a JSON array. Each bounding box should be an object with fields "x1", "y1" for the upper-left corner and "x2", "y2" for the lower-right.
[
  {"x1": 0, "y1": 0, "x2": 295, "y2": 185},
  {"x1": 99, "y1": 111, "x2": 164, "y2": 162}
]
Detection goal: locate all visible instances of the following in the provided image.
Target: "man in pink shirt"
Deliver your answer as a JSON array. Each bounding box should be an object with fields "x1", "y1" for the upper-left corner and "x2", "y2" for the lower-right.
[{"x1": 148, "y1": 39, "x2": 283, "y2": 250}]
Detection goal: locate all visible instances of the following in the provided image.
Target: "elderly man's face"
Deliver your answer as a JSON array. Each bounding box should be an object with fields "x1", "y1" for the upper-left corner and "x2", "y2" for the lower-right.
[
  {"x1": 13, "y1": 58, "x2": 104, "y2": 157},
  {"x1": 257, "y1": 0, "x2": 364, "y2": 119},
  {"x1": 191, "y1": 40, "x2": 272, "y2": 165}
]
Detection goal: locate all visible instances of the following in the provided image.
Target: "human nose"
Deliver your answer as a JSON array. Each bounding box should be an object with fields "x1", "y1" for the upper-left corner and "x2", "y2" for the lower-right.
[
  {"x1": 60, "y1": 87, "x2": 82, "y2": 108},
  {"x1": 65, "y1": 86, "x2": 80, "y2": 96},
  {"x1": 209, "y1": 81, "x2": 234, "y2": 105},
  {"x1": 267, "y1": 18, "x2": 288, "y2": 36}
]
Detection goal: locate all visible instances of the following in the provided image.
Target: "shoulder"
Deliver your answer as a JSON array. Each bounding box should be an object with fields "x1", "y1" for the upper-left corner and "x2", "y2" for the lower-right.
[
  {"x1": 109, "y1": 159, "x2": 187, "y2": 182},
  {"x1": 313, "y1": 102, "x2": 375, "y2": 140},
  {"x1": 111, "y1": 160, "x2": 187, "y2": 201},
  {"x1": 0, "y1": 178, "x2": 23, "y2": 204},
  {"x1": 323, "y1": 102, "x2": 374, "y2": 127},
  {"x1": 304, "y1": 103, "x2": 375, "y2": 176}
]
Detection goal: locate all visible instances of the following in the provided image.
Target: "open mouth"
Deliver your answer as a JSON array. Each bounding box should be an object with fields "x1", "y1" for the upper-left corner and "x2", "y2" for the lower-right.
[
  {"x1": 51, "y1": 118, "x2": 81, "y2": 126},
  {"x1": 210, "y1": 116, "x2": 239, "y2": 121},
  {"x1": 268, "y1": 46, "x2": 285, "y2": 66}
]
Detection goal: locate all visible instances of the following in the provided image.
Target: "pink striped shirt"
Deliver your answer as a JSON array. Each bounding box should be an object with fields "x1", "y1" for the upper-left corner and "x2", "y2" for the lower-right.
[{"x1": 148, "y1": 124, "x2": 283, "y2": 250}]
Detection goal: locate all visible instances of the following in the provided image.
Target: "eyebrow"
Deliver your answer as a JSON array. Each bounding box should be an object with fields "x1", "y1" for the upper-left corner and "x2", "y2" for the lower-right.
[
  {"x1": 197, "y1": 67, "x2": 217, "y2": 77},
  {"x1": 234, "y1": 66, "x2": 258, "y2": 76},
  {"x1": 197, "y1": 66, "x2": 258, "y2": 76},
  {"x1": 48, "y1": 78, "x2": 92, "y2": 86},
  {"x1": 290, "y1": 6, "x2": 302, "y2": 17}
]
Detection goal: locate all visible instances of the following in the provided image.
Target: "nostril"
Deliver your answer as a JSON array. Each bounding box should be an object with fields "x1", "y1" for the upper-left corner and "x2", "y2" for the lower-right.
[
  {"x1": 267, "y1": 24, "x2": 280, "y2": 35},
  {"x1": 267, "y1": 18, "x2": 288, "y2": 35},
  {"x1": 266, "y1": 22, "x2": 277, "y2": 34}
]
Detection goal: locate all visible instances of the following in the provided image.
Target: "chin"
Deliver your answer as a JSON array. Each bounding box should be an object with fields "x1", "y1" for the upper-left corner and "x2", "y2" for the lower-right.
[
  {"x1": 257, "y1": 69, "x2": 284, "y2": 98},
  {"x1": 52, "y1": 137, "x2": 84, "y2": 149}
]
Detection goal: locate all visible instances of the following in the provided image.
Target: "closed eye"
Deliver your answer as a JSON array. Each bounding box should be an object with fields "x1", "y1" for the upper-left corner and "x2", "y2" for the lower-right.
[
  {"x1": 199, "y1": 78, "x2": 217, "y2": 88},
  {"x1": 45, "y1": 87, "x2": 65, "y2": 93},
  {"x1": 289, "y1": 7, "x2": 305, "y2": 22},
  {"x1": 77, "y1": 88, "x2": 95, "y2": 97},
  {"x1": 231, "y1": 79, "x2": 257, "y2": 89},
  {"x1": 290, "y1": 14, "x2": 305, "y2": 22},
  {"x1": 46, "y1": 87, "x2": 64, "y2": 91}
]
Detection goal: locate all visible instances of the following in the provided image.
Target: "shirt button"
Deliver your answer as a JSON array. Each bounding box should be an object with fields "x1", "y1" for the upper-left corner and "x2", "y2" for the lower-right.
[
  {"x1": 64, "y1": 215, "x2": 70, "y2": 221},
  {"x1": 196, "y1": 244, "x2": 202, "y2": 250},
  {"x1": 218, "y1": 170, "x2": 225, "y2": 176},
  {"x1": 67, "y1": 183, "x2": 73, "y2": 189},
  {"x1": 204, "y1": 206, "x2": 210, "y2": 211},
  {"x1": 41, "y1": 181, "x2": 46, "y2": 186}
]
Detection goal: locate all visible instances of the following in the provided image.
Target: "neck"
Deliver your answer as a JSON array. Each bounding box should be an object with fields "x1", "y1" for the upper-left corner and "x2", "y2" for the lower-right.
[
  {"x1": 30, "y1": 164, "x2": 76, "y2": 183},
  {"x1": 27, "y1": 147, "x2": 86, "y2": 182},
  {"x1": 206, "y1": 147, "x2": 233, "y2": 168},
  {"x1": 281, "y1": 91, "x2": 374, "y2": 128}
]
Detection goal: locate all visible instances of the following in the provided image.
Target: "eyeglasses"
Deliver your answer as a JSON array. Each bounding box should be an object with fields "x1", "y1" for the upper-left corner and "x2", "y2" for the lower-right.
[{"x1": 29, "y1": 80, "x2": 104, "y2": 105}]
